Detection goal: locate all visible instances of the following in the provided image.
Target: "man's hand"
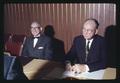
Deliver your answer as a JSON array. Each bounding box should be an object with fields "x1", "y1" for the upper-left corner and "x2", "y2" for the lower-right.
[
  {"x1": 66, "y1": 63, "x2": 72, "y2": 71},
  {"x1": 65, "y1": 63, "x2": 88, "y2": 73},
  {"x1": 79, "y1": 64, "x2": 86, "y2": 72},
  {"x1": 71, "y1": 64, "x2": 87, "y2": 73}
]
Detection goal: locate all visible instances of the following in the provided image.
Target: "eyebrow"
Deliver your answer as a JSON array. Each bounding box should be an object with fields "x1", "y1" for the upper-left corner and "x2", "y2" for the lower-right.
[
  {"x1": 31, "y1": 27, "x2": 39, "y2": 28},
  {"x1": 83, "y1": 28, "x2": 95, "y2": 30}
]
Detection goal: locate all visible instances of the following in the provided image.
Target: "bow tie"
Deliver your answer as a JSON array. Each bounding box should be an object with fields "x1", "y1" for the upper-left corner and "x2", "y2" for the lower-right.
[{"x1": 33, "y1": 37, "x2": 40, "y2": 39}]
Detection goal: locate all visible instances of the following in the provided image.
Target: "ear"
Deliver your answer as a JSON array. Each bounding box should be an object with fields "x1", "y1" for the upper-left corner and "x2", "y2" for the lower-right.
[
  {"x1": 40, "y1": 27, "x2": 43, "y2": 31},
  {"x1": 95, "y1": 29, "x2": 98, "y2": 34}
]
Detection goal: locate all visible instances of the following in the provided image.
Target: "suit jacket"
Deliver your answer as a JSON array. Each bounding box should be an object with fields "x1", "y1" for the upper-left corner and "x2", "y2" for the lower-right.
[
  {"x1": 21, "y1": 34, "x2": 53, "y2": 60},
  {"x1": 66, "y1": 35, "x2": 107, "y2": 72},
  {"x1": 4, "y1": 55, "x2": 28, "y2": 80}
]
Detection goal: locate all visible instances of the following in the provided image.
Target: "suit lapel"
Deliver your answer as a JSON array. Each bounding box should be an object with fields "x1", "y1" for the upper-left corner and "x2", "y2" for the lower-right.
[
  {"x1": 89, "y1": 36, "x2": 96, "y2": 54},
  {"x1": 82, "y1": 38, "x2": 86, "y2": 62},
  {"x1": 30, "y1": 37, "x2": 34, "y2": 48},
  {"x1": 87, "y1": 36, "x2": 97, "y2": 61}
]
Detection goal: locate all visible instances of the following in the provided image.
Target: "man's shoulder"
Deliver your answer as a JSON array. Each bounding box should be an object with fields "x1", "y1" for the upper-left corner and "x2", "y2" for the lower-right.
[
  {"x1": 94, "y1": 35, "x2": 106, "y2": 44},
  {"x1": 25, "y1": 36, "x2": 32, "y2": 41},
  {"x1": 94, "y1": 35, "x2": 104, "y2": 40},
  {"x1": 72, "y1": 35, "x2": 84, "y2": 44},
  {"x1": 74, "y1": 35, "x2": 84, "y2": 40}
]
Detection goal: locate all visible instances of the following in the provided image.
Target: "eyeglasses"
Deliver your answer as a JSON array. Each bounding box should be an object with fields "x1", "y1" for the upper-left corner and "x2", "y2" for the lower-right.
[
  {"x1": 31, "y1": 27, "x2": 43, "y2": 31},
  {"x1": 82, "y1": 28, "x2": 95, "y2": 32},
  {"x1": 31, "y1": 27, "x2": 40, "y2": 29}
]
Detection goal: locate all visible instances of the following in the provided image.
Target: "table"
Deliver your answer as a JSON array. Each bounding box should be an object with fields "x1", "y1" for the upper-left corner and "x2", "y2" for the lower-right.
[
  {"x1": 19, "y1": 57, "x2": 116, "y2": 80},
  {"x1": 19, "y1": 56, "x2": 65, "y2": 80},
  {"x1": 62, "y1": 68, "x2": 116, "y2": 80}
]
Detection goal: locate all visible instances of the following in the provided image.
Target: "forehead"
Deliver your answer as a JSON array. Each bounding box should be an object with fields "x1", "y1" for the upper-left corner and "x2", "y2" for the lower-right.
[
  {"x1": 31, "y1": 22, "x2": 40, "y2": 28},
  {"x1": 83, "y1": 20, "x2": 96, "y2": 29},
  {"x1": 31, "y1": 27, "x2": 39, "y2": 30}
]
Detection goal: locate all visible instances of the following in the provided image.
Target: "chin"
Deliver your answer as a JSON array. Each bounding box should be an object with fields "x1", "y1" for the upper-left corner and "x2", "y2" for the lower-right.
[{"x1": 85, "y1": 37, "x2": 92, "y2": 40}]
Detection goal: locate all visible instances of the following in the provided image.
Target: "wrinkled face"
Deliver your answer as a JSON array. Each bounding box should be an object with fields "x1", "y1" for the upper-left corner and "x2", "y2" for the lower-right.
[
  {"x1": 82, "y1": 20, "x2": 98, "y2": 40},
  {"x1": 31, "y1": 27, "x2": 40, "y2": 37}
]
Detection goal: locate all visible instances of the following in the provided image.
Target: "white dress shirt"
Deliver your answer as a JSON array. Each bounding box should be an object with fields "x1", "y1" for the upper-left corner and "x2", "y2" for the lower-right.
[
  {"x1": 33, "y1": 38, "x2": 38, "y2": 47},
  {"x1": 33, "y1": 34, "x2": 40, "y2": 48},
  {"x1": 86, "y1": 39, "x2": 93, "y2": 49}
]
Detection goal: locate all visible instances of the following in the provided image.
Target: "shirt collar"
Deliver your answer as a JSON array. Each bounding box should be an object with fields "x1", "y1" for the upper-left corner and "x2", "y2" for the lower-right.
[{"x1": 86, "y1": 38, "x2": 93, "y2": 43}]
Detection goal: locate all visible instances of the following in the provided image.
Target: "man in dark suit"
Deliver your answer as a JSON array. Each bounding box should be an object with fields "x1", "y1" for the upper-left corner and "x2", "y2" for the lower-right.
[
  {"x1": 65, "y1": 18, "x2": 107, "y2": 73},
  {"x1": 21, "y1": 21, "x2": 53, "y2": 60}
]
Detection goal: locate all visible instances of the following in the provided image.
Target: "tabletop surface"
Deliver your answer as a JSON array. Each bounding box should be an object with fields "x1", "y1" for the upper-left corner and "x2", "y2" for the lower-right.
[{"x1": 19, "y1": 56, "x2": 116, "y2": 80}]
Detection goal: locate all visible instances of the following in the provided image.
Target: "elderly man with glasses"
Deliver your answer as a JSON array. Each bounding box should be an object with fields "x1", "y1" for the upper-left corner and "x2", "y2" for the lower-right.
[{"x1": 21, "y1": 21, "x2": 53, "y2": 60}]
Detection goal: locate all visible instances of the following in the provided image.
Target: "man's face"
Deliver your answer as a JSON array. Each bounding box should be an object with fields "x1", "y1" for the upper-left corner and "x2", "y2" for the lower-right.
[
  {"x1": 31, "y1": 27, "x2": 40, "y2": 37},
  {"x1": 82, "y1": 20, "x2": 97, "y2": 40}
]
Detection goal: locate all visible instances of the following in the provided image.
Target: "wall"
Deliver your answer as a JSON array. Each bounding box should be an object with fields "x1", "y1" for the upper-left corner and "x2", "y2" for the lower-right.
[{"x1": 4, "y1": 3, "x2": 116, "y2": 53}]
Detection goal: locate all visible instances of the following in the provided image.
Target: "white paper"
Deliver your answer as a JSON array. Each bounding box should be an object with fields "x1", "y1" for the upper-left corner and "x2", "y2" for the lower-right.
[{"x1": 62, "y1": 69, "x2": 105, "y2": 80}]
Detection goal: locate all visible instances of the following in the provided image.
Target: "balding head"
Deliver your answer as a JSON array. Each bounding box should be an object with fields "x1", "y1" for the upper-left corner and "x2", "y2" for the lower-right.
[
  {"x1": 30, "y1": 21, "x2": 43, "y2": 37},
  {"x1": 83, "y1": 18, "x2": 99, "y2": 29},
  {"x1": 82, "y1": 18, "x2": 99, "y2": 40},
  {"x1": 31, "y1": 21, "x2": 41, "y2": 28}
]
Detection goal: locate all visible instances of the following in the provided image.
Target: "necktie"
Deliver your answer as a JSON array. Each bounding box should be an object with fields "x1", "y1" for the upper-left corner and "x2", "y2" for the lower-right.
[
  {"x1": 87, "y1": 41, "x2": 90, "y2": 52},
  {"x1": 85, "y1": 40, "x2": 90, "y2": 62}
]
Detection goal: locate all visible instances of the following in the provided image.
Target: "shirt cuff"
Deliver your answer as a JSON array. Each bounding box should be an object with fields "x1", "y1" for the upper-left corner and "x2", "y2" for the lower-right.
[{"x1": 85, "y1": 65, "x2": 89, "y2": 72}]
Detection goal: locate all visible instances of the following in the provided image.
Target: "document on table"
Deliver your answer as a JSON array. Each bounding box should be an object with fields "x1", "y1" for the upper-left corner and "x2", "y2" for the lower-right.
[{"x1": 62, "y1": 69, "x2": 105, "y2": 80}]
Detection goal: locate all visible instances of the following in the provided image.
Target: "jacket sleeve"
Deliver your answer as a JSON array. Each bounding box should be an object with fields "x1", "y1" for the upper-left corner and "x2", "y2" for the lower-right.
[{"x1": 65, "y1": 38, "x2": 77, "y2": 65}]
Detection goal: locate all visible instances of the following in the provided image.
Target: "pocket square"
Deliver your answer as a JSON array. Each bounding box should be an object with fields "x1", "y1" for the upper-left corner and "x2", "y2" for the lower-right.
[{"x1": 38, "y1": 47, "x2": 44, "y2": 49}]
